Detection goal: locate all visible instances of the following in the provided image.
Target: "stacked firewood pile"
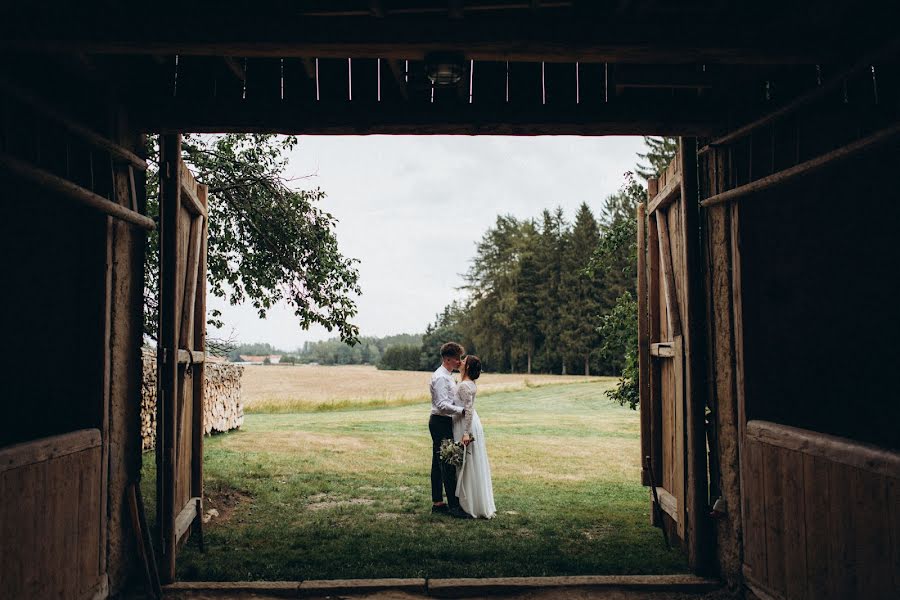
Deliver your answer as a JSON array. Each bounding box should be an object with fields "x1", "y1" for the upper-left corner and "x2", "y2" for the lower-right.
[{"x1": 140, "y1": 349, "x2": 244, "y2": 451}]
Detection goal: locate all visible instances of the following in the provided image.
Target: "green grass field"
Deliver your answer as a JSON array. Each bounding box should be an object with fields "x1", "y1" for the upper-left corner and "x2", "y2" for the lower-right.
[{"x1": 142, "y1": 380, "x2": 687, "y2": 580}]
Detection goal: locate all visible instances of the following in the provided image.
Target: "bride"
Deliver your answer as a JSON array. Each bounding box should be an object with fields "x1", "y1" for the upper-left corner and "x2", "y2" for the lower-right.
[{"x1": 453, "y1": 355, "x2": 496, "y2": 519}]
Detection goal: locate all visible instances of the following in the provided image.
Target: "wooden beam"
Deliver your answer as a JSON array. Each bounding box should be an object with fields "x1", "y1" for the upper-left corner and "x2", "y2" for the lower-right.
[
  {"x1": 0, "y1": 429, "x2": 101, "y2": 473},
  {"x1": 678, "y1": 137, "x2": 713, "y2": 575},
  {"x1": 654, "y1": 210, "x2": 682, "y2": 338},
  {"x1": 173, "y1": 498, "x2": 199, "y2": 542},
  {"x1": 647, "y1": 173, "x2": 681, "y2": 214},
  {"x1": 0, "y1": 152, "x2": 156, "y2": 230},
  {"x1": 222, "y1": 56, "x2": 245, "y2": 81},
  {"x1": 655, "y1": 488, "x2": 678, "y2": 521},
  {"x1": 650, "y1": 342, "x2": 675, "y2": 358},
  {"x1": 0, "y1": 17, "x2": 837, "y2": 65},
  {"x1": 175, "y1": 349, "x2": 206, "y2": 365},
  {"x1": 136, "y1": 98, "x2": 721, "y2": 136},
  {"x1": 746, "y1": 421, "x2": 900, "y2": 479},
  {"x1": 699, "y1": 37, "x2": 900, "y2": 155},
  {"x1": 0, "y1": 77, "x2": 148, "y2": 170},
  {"x1": 700, "y1": 122, "x2": 900, "y2": 207},
  {"x1": 179, "y1": 162, "x2": 207, "y2": 217},
  {"x1": 646, "y1": 178, "x2": 662, "y2": 485},
  {"x1": 158, "y1": 133, "x2": 181, "y2": 585}
]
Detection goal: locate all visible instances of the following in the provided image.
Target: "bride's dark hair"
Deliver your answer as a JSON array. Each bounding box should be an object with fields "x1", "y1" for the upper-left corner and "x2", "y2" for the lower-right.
[{"x1": 464, "y1": 355, "x2": 482, "y2": 380}]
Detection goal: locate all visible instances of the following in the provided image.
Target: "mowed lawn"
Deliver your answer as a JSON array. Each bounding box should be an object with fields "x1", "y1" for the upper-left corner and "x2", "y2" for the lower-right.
[{"x1": 143, "y1": 377, "x2": 687, "y2": 580}]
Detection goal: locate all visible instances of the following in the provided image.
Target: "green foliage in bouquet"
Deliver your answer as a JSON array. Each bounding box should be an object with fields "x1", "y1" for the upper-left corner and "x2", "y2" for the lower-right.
[{"x1": 438, "y1": 437, "x2": 474, "y2": 467}]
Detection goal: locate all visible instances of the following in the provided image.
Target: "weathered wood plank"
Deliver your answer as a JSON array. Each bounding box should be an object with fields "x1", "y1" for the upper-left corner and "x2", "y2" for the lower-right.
[
  {"x1": 655, "y1": 488, "x2": 678, "y2": 521},
  {"x1": 179, "y1": 162, "x2": 207, "y2": 217},
  {"x1": 647, "y1": 174, "x2": 681, "y2": 216},
  {"x1": 701, "y1": 121, "x2": 900, "y2": 207},
  {"x1": 174, "y1": 497, "x2": 199, "y2": 542},
  {"x1": 803, "y1": 454, "x2": 830, "y2": 599},
  {"x1": 673, "y1": 334, "x2": 685, "y2": 539},
  {"x1": 888, "y1": 477, "x2": 900, "y2": 595},
  {"x1": 650, "y1": 343, "x2": 674, "y2": 357},
  {"x1": 0, "y1": 76, "x2": 148, "y2": 170},
  {"x1": 852, "y1": 469, "x2": 892, "y2": 599},
  {"x1": 0, "y1": 429, "x2": 101, "y2": 473},
  {"x1": 158, "y1": 133, "x2": 182, "y2": 583},
  {"x1": 638, "y1": 202, "x2": 651, "y2": 487},
  {"x1": 178, "y1": 216, "x2": 204, "y2": 349},
  {"x1": 828, "y1": 461, "x2": 856, "y2": 598},
  {"x1": 746, "y1": 420, "x2": 900, "y2": 479},
  {"x1": 654, "y1": 210, "x2": 682, "y2": 338},
  {"x1": 763, "y1": 446, "x2": 786, "y2": 595},
  {"x1": 0, "y1": 152, "x2": 155, "y2": 230},
  {"x1": 780, "y1": 448, "x2": 808, "y2": 600},
  {"x1": 647, "y1": 183, "x2": 662, "y2": 485},
  {"x1": 743, "y1": 439, "x2": 767, "y2": 583}
]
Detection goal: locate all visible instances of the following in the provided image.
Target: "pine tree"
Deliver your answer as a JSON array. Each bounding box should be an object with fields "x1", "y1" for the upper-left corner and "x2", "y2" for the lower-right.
[
  {"x1": 510, "y1": 221, "x2": 541, "y2": 374},
  {"x1": 534, "y1": 208, "x2": 567, "y2": 373},
  {"x1": 635, "y1": 136, "x2": 678, "y2": 180},
  {"x1": 558, "y1": 203, "x2": 602, "y2": 375}
]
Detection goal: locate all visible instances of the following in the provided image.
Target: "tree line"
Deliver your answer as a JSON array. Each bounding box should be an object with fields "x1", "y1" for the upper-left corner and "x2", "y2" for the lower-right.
[{"x1": 377, "y1": 137, "x2": 676, "y2": 409}]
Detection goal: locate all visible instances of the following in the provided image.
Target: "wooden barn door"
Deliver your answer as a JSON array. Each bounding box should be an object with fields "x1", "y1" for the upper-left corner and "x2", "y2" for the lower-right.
[
  {"x1": 157, "y1": 134, "x2": 208, "y2": 583},
  {"x1": 638, "y1": 138, "x2": 711, "y2": 572}
]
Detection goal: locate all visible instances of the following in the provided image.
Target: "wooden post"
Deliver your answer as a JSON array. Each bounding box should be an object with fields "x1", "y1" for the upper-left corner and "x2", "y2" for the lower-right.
[
  {"x1": 647, "y1": 178, "x2": 662, "y2": 485},
  {"x1": 158, "y1": 133, "x2": 182, "y2": 583},
  {"x1": 191, "y1": 184, "x2": 208, "y2": 547},
  {"x1": 638, "y1": 202, "x2": 651, "y2": 487},
  {"x1": 679, "y1": 137, "x2": 713, "y2": 574}
]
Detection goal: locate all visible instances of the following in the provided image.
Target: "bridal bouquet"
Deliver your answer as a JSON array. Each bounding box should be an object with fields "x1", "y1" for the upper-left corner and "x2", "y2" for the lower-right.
[{"x1": 439, "y1": 436, "x2": 474, "y2": 467}]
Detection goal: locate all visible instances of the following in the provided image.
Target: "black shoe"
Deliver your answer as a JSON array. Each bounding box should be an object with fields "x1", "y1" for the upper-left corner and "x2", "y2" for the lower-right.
[
  {"x1": 448, "y1": 507, "x2": 473, "y2": 519},
  {"x1": 431, "y1": 504, "x2": 450, "y2": 514}
]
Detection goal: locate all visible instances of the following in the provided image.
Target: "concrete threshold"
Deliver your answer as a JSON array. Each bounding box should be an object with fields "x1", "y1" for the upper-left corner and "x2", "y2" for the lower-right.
[{"x1": 163, "y1": 574, "x2": 720, "y2": 598}]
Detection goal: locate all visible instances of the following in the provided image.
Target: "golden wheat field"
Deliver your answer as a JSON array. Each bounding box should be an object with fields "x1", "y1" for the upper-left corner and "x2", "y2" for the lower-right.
[{"x1": 240, "y1": 364, "x2": 611, "y2": 412}]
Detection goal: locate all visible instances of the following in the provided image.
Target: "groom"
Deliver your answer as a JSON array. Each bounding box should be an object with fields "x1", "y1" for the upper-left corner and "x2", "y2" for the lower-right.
[{"x1": 429, "y1": 342, "x2": 471, "y2": 519}]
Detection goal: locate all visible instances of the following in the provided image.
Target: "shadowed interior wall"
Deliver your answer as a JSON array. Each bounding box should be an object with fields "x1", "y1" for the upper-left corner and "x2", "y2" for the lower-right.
[
  {"x1": 740, "y1": 142, "x2": 900, "y2": 450},
  {"x1": 0, "y1": 177, "x2": 106, "y2": 446}
]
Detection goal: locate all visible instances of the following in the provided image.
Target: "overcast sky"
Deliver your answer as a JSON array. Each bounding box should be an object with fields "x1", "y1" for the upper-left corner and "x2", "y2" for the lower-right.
[{"x1": 207, "y1": 135, "x2": 646, "y2": 351}]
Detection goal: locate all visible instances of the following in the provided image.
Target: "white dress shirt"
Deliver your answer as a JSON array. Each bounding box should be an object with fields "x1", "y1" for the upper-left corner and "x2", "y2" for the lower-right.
[{"x1": 430, "y1": 365, "x2": 464, "y2": 417}]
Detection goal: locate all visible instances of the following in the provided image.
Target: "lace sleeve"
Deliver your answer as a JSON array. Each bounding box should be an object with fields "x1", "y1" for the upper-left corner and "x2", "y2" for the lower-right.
[{"x1": 461, "y1": 382, "x2": 475, "y2": 435}]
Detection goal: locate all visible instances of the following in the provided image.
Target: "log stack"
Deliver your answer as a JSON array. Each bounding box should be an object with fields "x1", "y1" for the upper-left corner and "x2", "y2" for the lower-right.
[{"x1": 140, "y1": 349, "x2": 244, "y2": 451}]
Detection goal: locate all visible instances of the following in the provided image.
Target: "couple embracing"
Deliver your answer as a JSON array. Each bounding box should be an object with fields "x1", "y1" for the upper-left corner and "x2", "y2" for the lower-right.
[{"x1": 428, "y1": 342, "x2": 496, "y2": 520}]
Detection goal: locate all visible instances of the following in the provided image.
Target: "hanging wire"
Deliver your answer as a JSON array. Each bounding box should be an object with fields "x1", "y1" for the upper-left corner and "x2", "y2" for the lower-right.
[
  {"x1": 505, "y1": 61, "x2": 510, "y2": 103},
  {"x1": 348, "y1": 58, "x2": 353, "y2": 101},
  {"x1": 173, "y1": 55, "x2": 180, "y2": 97},
  {"x1": 765, "y1": 80, "x2": 772, "y2": 102},
  {"x1": 541, "y1": 62, "x2": 546, "y2": 105},
  {"x1": 280, "y1": 58, "x2": 285, "y2": 100},
  {"x1": 377, "y1": 58, "x2": 382, "y2": 102},
  {"x1": 575, "y1": 62, "x2": 580, "y2": 104},
  {"x1": 604, "y1": 63, "x2": 608, "y2": 103},
  {"x1": 469, "y1": 60, "x2": 474, "y2": 104},
  {"x1": 815, "y1": 64, "x2": 822, "y2": 86},
  {"x1": 870, "y1": 65, "x2": 879, "y2": 104},
  {"x1": 315, "y1": 58, "x2": 320, "y2": 101},
  {"x1": 842, "y1": 79, "x2": 849, "y2": 104},
  {"x1": 242, "y1": 58, "x2": 248, "y2": 100}
]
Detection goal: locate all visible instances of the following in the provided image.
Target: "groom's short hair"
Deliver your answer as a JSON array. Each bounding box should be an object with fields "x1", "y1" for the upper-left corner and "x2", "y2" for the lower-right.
[{"x1": 440, "y1": 342, "x2": 464, "y2": 359}]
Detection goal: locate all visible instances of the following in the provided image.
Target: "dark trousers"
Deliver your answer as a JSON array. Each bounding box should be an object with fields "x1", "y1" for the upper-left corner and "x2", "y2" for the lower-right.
[{"x1": 429, "y1": 414, "x2": 459, "y2": 507}]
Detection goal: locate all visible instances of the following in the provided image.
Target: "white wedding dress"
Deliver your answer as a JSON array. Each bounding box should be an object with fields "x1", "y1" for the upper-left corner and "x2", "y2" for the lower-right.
[{"x1": 452, "y1": 380, "x2": 496, "y2": 519}]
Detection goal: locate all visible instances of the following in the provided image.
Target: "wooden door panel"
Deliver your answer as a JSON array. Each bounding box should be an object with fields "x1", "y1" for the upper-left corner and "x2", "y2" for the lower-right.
[{"x1": 157, "y1": 134, "x2": 208, "y2": 582}]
